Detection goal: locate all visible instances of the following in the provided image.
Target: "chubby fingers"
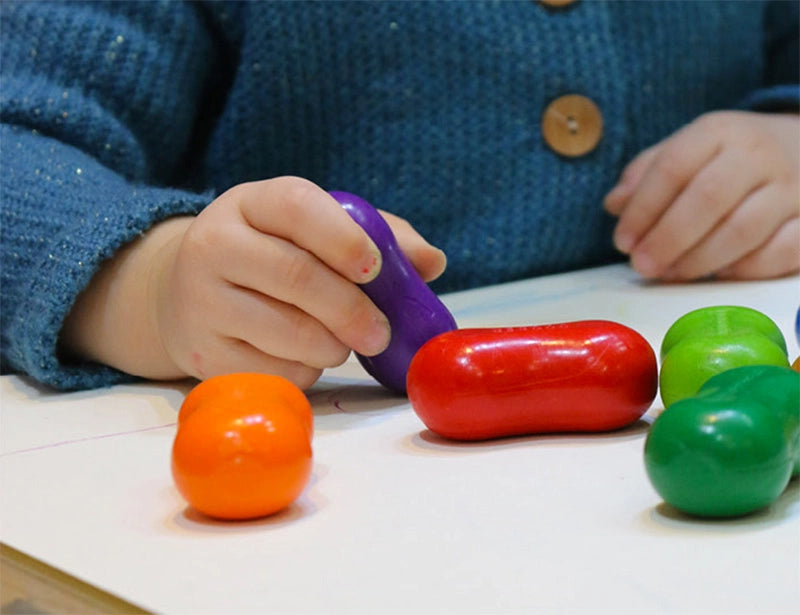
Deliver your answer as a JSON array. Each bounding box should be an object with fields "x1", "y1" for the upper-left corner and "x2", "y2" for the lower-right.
[
  {"x1": 659, "y1": 181, "x2": 799, "y2": 280},
  {"x1": 603, "y1": 144, "x2": 658, "y2": 217},
  {"x1": 629, "y1": 146, "x2": 768, "y2": 278},
  {"x1": 604, "y1": 112, "x2": 799, "y2": 280},
  {"x1": 227, "y1": 230, "x2": 391, "y2": 357},
  {"x1": 233, "y1": 177, "x2": 384, "y2": 284},
  {"x1": 716, "y1": 215, "x2": 800, "y2": 280},
  {"x1": 214, "y1": 281, "x2": 354, "y2": 369},
  {"x1": 197, "y1": 177, "x2": 392, "y2": 359},
  {"x1": 189, "y1": 334, "x2": 325, "y2": 391},
  {"x1": 604, "y1": 119, "x2": 722, "y2": 265}
]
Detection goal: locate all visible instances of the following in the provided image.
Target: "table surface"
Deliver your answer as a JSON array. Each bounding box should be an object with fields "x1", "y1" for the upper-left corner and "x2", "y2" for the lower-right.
[{"x1": 2, "y1": 264, "x2": 799, "y2": 615}]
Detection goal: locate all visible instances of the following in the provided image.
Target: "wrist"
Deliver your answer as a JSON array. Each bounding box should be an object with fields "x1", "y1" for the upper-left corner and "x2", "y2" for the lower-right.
[
  {"x1": 146, "y1": 216, "x2": 196, "y2": 379},
  {"x1": 61, "y1": 216, "x2": 194, "y2": 380}
]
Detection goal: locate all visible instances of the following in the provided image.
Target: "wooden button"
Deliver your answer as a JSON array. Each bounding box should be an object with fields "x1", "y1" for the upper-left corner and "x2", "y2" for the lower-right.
[
  {"x1": 539, "y1": 0, "x2": 578, "y2": 8},
  {"x1": 541, "y1": 94, "x2": 603, "y2": 157}
]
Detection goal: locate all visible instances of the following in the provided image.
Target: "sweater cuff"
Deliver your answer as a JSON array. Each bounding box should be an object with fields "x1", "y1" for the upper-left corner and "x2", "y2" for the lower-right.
[
  {"x1": 737, "y1": 84, "x2": 800, "y2": 112},
  {"x1": 0, "y1": 124, "x2": 213, "y2": 390},
  {"x1": 9, "y1": 183, "x2": 211, "y2": 392}
]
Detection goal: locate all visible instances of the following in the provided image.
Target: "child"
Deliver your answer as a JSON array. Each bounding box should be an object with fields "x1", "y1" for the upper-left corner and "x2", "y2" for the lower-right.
[{"x1": 1, "y1": 0, "x2": 798, "y2": 391}]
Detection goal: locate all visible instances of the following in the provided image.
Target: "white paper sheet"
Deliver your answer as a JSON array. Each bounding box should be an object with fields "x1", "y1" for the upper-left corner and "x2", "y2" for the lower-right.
[{"x1": 2, "y1": 264, "x2": 799, "y2": 614}]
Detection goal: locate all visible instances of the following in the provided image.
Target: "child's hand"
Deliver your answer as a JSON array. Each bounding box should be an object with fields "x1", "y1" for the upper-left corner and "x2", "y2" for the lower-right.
[
  {"x1": 155, "y1": 177, "x2": 446, "y2": 387},
  {"x1": 604, "y1": 111, "x2": 799, "y2": 281},
  {"x1": 62, "y1": 177, "x2": 446, "y2": 388}
]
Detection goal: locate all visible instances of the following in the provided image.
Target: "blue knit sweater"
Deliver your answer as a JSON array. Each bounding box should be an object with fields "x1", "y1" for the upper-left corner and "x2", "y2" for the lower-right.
[{"x1": 2, "y1": 0, "x2": 798, "y2": 390}]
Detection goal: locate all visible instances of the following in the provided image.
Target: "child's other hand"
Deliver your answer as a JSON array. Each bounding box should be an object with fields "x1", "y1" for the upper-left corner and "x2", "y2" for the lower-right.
[
  {"x1": 604, "y1": 111, "x2": 799, "y2": 281},
  {"x1": 155, "y1": 177, "x2": 446, "y2": 387}
]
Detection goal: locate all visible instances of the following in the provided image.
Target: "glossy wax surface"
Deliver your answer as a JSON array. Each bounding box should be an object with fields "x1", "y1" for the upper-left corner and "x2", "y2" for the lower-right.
[
  {"x1": 795, "y1": 305, "x2": 800, "y2": 346},
  {"x1": 407, "y1": 320, "x2": 658, "y2": 440},
  {"x1": 659, "y1": 306, "x2": 789, "y2": 407},
  {"x1": 645, "y1": 365, "x2": 800, "y2": 518},
  {"x1": 331, "y1": 191, "x2": 457, "y2": 393},
  {"x1": 171, "y1": 374, "x2": 314, "y2": 520}
]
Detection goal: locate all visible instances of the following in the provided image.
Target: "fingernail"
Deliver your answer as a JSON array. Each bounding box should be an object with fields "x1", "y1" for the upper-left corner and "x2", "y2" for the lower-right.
[
  {"x1": 631, "y1": 251, "x2": 660, "y2": 278},
  {"x1": 604, "y1": 184, "x2": 625, "y2": 208},
  {"x1": 361, "y1": 316, "x2": 391, "y2": 356},
  {"x1": 614, "y1": 231, "x2": 635, "y2": 254},
  {"x1": 358, "y1": 244, "x2": 383, "y2": 283}
]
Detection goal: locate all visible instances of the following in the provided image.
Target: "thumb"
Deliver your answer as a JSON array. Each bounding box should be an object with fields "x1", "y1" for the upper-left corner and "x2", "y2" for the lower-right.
[{"x1": 380, "y1": 210, "x2": 447, "y2": 283}]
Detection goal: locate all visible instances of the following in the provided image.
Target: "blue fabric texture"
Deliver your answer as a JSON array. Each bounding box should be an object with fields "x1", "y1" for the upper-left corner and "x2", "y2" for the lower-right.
[
  {"x1": 738, "y1": 84, "x2": 800, "y2": 111},
  {"x1": 1, "y1": 0, "x2": 798, "y2": 390}
]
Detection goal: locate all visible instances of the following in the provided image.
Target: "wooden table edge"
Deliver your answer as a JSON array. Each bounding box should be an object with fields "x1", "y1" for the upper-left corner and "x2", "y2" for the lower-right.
[{"x1": 1, "y1": 543, "x2": 150, "y2": 615}]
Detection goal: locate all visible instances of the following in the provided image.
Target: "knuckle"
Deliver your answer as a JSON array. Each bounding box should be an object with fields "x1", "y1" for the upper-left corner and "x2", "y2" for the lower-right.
[
  {"x1": 724, "y1": 216, "x2": 757, "y2": 248},
  {"x1": 276, "y1": 176, "x2": 320, "y2": 223},
  {"x1": 218, "y1": 180, "x2": 264, "y2": 211},
  {"x1": 694, "y1": 111, "x2": 738, "y2": 138},
  {"x1": 283, "y1": 249, "x2": 318, "y2": 293},
  {"x1": 341, "y1": 232, "x2": 373, "y2": 267},
  {"x1": 741, "y1": 133, "x2": 776, "y2": 162},
  {"x1": 728, "y1": 222, "x2": 800, "y2": 279},
  {"x1": 773, "y1": 221, "x2": 800, "y2": 263},
  {"x1": 652, "y1": 150, "x2": 686, "y2": 186},
  {"x1": 181, "y1": 218, "x2": 219, "y2": 262},
  {"x1": 289, "y1": 311, "x2": 320, "y2": 353},
  {"x1": 290, "y1": 312, "x2": 350, "y2": 368},
  {"x1": 690, "y1": 174, "x2": 723, "y2": 211},
  {"x1": 338, "y1": 296, "x2": 381, "y2": 342},
  {"x1": 222, "y1": 181, "x2": 251, "y2": 201}
]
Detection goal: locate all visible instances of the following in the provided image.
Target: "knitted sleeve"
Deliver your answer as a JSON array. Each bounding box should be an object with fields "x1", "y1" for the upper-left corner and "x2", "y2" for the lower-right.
[
  {"x1": 0, "y1": 1, "x2": 225, "y2": 390},
  {"x1": 740, "y1": 0, "x2": 800, "y2": 111}
]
